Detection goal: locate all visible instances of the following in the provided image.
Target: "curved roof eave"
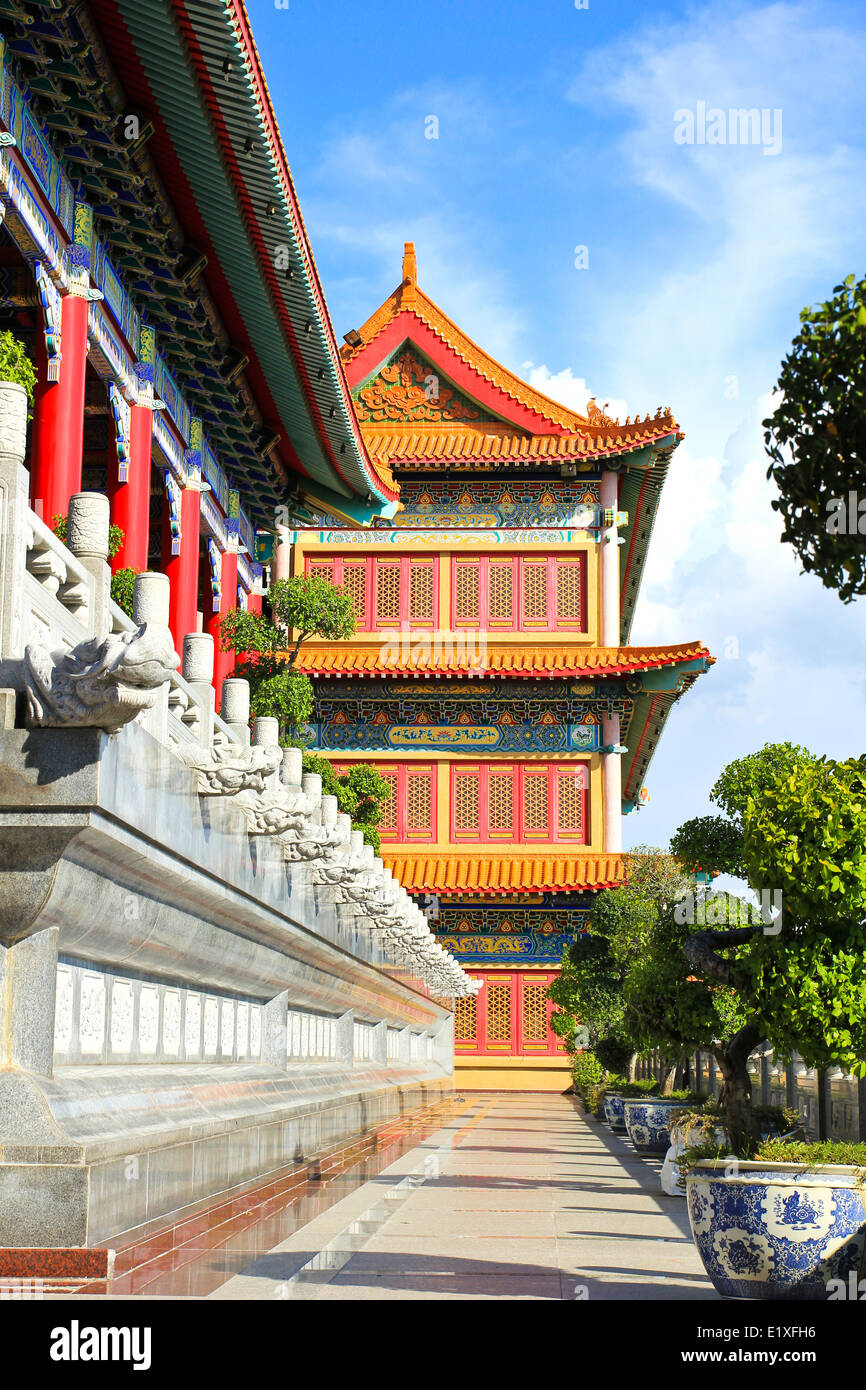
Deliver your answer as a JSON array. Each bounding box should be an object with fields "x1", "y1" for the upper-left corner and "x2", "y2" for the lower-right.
[{"x1": 97, "y1": 0, "x2": 397, "y2": 513}]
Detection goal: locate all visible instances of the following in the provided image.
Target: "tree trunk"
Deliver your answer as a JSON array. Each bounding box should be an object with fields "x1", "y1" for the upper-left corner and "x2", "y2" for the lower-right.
[
  {"x1": 627, "y1": 1051, "x2": 639, "y2": 1083},
  {"x1": 661, "y1": 1061, "x2": 679, "y2": 1095},
  {"x1": 713, "y1": 1023, "x2": 764, "y2": 1151}
]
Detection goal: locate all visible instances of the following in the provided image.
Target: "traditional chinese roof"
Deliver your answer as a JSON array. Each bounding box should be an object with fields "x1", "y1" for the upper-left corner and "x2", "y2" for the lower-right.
[
  {"x1": 383, "y1": 850, "x2": 627, "y2": 896},
  {"x1": 4, "y1": 0, "x2": 396, "y2": 525},
  {"x1": 295, "y1": 640, "x2": 714, "y2": 679},
  {"x1": 362, "y1": 418, "x2": 680, "y2": 471},
  {"x1": 342, "y1": 244, "x2": 587, "y2": 434},
  {"x1": 342, "y1": 246, "x2": 681, "y2": 456},
  {"x1": 338, "y1": 244, "x2": 682, "y2": 621}
]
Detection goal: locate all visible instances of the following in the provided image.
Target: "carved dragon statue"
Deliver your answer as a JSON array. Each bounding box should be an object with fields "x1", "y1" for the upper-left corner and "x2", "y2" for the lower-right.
[
  {"x1": 24, "y1": 624, "x2": 179, "y2": 734},
  {"x1": 176, "y1": 742, "x2": 283, "y2": 795}
]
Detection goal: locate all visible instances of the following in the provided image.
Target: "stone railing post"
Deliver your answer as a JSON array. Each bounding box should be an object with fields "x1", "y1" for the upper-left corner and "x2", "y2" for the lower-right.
[
  {"x1": 182, "y1": 633, "x2": 215, "y2": 747},
  {"x1": 281, "y1": 746, "x2": 303, "y2": 787},
  {"x1": 66, "y1": 491, "x2": 110, "y2": 638},
  {"x1": 221, "y1": 677, "x2": 250, "y2": 746},
  {"x1": 0, "y1": 380, "x2": 29, "y2": 687},
  {"x1": 133, "y1": 571, "x2": 172, "y2": 742}
]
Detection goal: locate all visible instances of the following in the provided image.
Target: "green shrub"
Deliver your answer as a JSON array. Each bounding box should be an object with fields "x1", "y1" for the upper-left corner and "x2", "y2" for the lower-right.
[
  {"x1": 297, "y1": 748, "x2": 390, "y2": 853},
  {"x1": 0, "y1": 330, "x2": 36, "y2": 411},
  {"x1": 755, "y1": 1138, "x2": 866, "y2": 1168},
  {"x1": 595, "y1": 1033, "x2": 633, "y2": 1076},
  {"x1": 110, "y1": 567, "x2": 137, "y2": 618},
  {"x1": 572, "y1": 1050, "x2": 606, "y2": 1112}
]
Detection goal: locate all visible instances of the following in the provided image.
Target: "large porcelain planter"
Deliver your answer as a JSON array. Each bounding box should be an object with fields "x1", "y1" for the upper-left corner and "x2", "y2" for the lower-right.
[
  {"x1": 623, "y1": 1097, "x2": 684, "y2": 1154},
  {"x1": 686, "y1": 1159, "x2": 866, "y2": 1300},
  {"x1": 603, "y1": 1092, "x2": 627, "y2": 1132}
]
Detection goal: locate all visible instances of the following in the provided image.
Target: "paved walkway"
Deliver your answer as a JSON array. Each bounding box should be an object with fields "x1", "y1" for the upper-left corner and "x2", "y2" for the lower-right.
[{"x1": 210, "y1": 1094, "x2": 717, "y2": 1300}]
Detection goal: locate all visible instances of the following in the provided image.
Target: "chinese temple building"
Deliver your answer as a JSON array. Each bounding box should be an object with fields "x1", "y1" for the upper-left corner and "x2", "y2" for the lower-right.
[{"x1": 291, "y1": 245, "x2": 714, "y2": 1091}]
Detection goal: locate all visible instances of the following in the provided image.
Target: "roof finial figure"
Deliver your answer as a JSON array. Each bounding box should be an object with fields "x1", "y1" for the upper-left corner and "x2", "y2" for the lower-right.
[{"x1": 401, "y1": 241, "x2": 417, "y2": 307}]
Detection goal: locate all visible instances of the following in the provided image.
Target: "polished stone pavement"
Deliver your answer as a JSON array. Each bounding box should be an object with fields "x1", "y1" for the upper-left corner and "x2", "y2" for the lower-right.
[{"x1": 209, "y1": 1093, "x2": 717, "y2": 1301}]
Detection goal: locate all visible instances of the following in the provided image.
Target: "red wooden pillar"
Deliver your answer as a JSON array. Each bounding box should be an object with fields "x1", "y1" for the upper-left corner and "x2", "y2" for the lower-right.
[
  {"x1": 29, "y1": 292, "x2": 89, "y2": 524},
  {"x1": 163, "y1": 484, "x2": 201, "y2": 650},
  {"x1": 107, "y1": 402, "x2": 153, "y2": 573},
  {"x1": 206, "y1": 547, "x2": 238, "y2": 707}
]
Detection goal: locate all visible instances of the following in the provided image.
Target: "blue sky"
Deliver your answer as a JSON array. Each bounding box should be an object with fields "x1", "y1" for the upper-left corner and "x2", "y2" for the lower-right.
[{"x1": 248, "y1": 0, "x2": 866, "y2": 852}]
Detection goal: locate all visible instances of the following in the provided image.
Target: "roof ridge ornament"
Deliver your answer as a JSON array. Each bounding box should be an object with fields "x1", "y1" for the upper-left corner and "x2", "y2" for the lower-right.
[{"x1": 401, "y1": 241, "x2": 417, "y2": 309}]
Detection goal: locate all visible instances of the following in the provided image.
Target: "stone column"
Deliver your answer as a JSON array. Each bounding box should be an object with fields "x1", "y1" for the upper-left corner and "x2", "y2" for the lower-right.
[
  {"x1": 182, "y1": 632, "x2": 215, "y2": 747},
  {"x1": 67, "y1": 490, "x2": 111, "y2": 639},
  {"x1": 336, "y1": 1009, "x2": 354, "y2": 1068},
  {"x1": 221, "y1": 677, "x2": 251, "y2": 746},
  {"x1": 372, "y1": 1020, "x2": 388, "y2": 1067},
  {"x1": 0, "y1": 381, "x2": 33, "y2": 688},
  {"x1": 434, "y1": 1012, "x2": 455, "y2": 1077},
  {"x1": 0, "y1": 926, "x2": 58, "y2": 1077},
  {"x1": 262, "y1": 989, "x2": 289, "y2": 1069},
  {"x1": 281, "y1": 746, "x2": 303, "y2": 787},
  {"x1": 273, "y1": 524, "x2": 292, "y2": 581},
  {"x1": 133, "y1": 570, "x2": 173, "y2": 741}
]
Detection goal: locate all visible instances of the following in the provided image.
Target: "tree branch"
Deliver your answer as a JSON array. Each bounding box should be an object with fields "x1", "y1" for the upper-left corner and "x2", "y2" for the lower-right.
[{"x1": 683, "y1": 925, "x2": 761, "y2": 986}]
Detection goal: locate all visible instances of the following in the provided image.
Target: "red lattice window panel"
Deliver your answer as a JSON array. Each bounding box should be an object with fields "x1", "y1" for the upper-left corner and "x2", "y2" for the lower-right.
[
  {"x1": 304, "y1": 555, "x2": 371, "y2": 629},
  {"x1": 304, "y1": 555, "x2": 438, "y2": 631},
  {"x1": 451, "y1": 556, "x2": 584, "y2": 632},
  {"x1": 450, "y1": 762, "x2": 589, "y2": 844},
  {"x1": 340, "y1": 762, "x2": 436, "y2": 843}
]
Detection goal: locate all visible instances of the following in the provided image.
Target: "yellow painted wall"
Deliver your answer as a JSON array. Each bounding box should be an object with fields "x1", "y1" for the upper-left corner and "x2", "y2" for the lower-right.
[{"x1": 454, "y1": 1054, "x2": 573, "y2": 1093}]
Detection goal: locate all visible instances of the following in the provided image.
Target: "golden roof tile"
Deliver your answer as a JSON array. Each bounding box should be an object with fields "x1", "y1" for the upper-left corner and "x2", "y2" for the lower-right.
[
  {"x1": 382, "y1": 849, "x2": 628, "y2": 894},
  {"x1": 294, "y1": 641, "x2": 715, "y2": 678}
]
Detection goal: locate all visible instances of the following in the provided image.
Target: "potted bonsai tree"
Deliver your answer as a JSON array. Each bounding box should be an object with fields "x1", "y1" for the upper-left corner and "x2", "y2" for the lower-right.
[
  {"x1": 0, "y1": 330, "x2": 35, "y2": 467},
  {"x1": 670, "y1": 742, "x2": 866, "y2": 1299}
]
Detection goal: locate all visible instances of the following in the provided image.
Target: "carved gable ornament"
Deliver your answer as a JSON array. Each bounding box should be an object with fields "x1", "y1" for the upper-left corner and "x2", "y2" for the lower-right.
[{"x1": 354, "y1": 348, "x2": 483, "y2": 424}]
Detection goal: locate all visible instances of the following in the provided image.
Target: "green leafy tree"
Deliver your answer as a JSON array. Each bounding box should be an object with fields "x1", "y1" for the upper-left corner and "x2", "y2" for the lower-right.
[
  {"x1": 548, "y1": 848, "x2": 693, "y2": 1080},
  {"x1": 671, "y1": 742, "x2": 811, "y2": 880},
  {"x1": 298, "y1": 749, "x2": 391, "y2": 852},
  {"x1": 668, "y1": 745, "x2": 866, "y2": 1148},
  {"x1": 219, "y1": 575, "x2": 356, "y2": 739},
  {"x1": 764, "y1": 273, "x2": 866, "y2": 603},
  {"x1": 622, "y1": 892, "x2": 750, "y2": 1113}
]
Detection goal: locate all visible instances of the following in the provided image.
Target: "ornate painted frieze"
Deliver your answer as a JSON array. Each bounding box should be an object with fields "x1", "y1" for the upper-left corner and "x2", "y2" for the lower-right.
[
  {"x1": 293, "y1": 527, "x2": 593, "y2": 547},
  {"x1": 307, "y1": 678, "x2": 633, "y2": 753},
  {"x1": 437, "y1": 934, "x2": 576, "y2": 961},
  {"x1": 354, "y1": 347, "x2": 483, "y2": 424},
  {"x1": 436, "y1": 906, "x2": 590, "y2": 934},
  {"x1": 394, "y1": 480, "x2": 601, "y2": 529}
]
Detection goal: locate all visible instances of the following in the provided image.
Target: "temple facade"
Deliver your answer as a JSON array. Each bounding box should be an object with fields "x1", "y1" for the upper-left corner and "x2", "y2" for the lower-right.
[{"x1": 290, "y1": 245, "x2": 714, "y2": 1090}]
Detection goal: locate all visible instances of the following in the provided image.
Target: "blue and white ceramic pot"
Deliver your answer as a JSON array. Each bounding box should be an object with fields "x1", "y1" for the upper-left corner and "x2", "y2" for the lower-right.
[
  {"x1": 623, "y1": 1097, "x2": 684, "y2": 1154},
  {"x1": 603, "y1": 1093, "x2": 627, "y2": 1132},
  {"x1": 686, "y1": 1160, "x2": 866, "y2": 1300}
]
